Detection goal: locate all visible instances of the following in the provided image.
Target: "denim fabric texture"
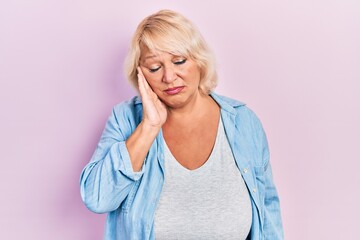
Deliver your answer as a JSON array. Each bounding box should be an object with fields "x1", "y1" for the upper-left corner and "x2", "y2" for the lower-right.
[{"x1": 80, "y1": 92, "x2": 284, "y2": 240}]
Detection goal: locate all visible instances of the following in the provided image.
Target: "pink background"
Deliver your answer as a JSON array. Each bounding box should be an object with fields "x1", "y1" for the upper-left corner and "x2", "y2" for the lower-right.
[{"x1": 1, "y1": 0, "x2": 359, "y2": 239}]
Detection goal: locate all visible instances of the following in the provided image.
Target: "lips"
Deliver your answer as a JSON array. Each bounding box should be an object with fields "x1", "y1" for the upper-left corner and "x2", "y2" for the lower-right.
[{"x1": 164, "y1": 86, "x2": 184, "y2": 95}]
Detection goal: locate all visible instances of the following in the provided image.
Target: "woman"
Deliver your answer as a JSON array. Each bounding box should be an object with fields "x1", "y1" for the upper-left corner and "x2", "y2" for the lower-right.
[{"x1": 80, "y1": 9, "x2": 284, "y2": 240}]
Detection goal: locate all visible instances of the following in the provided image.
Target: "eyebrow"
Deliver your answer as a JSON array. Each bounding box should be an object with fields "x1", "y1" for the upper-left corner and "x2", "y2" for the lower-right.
[
  {"x1": 141, "y1": 55, "x2": 158, "y2": 63},
  {"x1": 140, "y1": 53, "x2": 184, "y2": 64},
  {"x1": 144, "y1": 55, "x2": 157, "y2": 59}
]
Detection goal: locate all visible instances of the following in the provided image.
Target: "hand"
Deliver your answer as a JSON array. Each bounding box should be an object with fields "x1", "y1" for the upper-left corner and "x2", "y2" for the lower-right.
[{"x1": 137, "y1": 67, "x2": 167, "y2": 129}]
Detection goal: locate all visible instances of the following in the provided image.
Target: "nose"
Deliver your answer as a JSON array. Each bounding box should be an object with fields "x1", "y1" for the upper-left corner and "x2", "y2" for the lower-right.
[{"x1": 162, "y1": 65, "x2": 176, "y2": 83}]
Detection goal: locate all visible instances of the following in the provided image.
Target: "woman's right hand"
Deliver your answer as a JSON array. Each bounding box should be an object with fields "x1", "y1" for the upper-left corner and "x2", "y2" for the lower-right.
[
  {"x1": 137, "y1": 67, "x2": 167, "y2": 129},
  {"x1": 125, "y1": 68, "x2": 167, "y2": 172}
]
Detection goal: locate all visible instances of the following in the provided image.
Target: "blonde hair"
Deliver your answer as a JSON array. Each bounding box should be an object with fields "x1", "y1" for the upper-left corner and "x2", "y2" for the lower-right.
[{"x1": 124, "y1": 9, "x2": 217, "y2": 94}]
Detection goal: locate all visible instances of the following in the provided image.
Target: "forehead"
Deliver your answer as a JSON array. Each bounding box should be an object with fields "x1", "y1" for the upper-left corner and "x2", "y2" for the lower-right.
[
  {"x1": 139, "y1": 37, "x2": 189, "y2": 59},
  {"x1": 139, "y1": 46, "x2": 159, "y2": 59},
  {"x1": 139, "y1": 47, "x2": 182, "y2": 63}
]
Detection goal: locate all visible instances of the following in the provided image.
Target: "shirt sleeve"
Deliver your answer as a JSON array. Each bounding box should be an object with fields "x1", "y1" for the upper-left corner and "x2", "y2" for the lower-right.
[
  {"x1": 80, "y1": 106, "x2": 145, "y2": 214},
  {"x1": 251, "y1": 109, "x2": 285, "y2": 239},
  {"x1": 262, "y1": 162, "x2": 284, "y2": 239}
]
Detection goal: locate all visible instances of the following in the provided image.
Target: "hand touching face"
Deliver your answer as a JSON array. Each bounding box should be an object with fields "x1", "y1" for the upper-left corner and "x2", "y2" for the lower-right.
[
  {"x1": 137, "y1": 67, "x2": 167, "y2": 128},
  {"x1": 139, "y1": 48, "x2": 202, "y2": 109}
]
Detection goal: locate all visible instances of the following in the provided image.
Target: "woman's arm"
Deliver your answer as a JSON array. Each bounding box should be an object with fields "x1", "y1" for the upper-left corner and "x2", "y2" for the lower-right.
[
  {"x1": 262, "y1": 162, "x2": 284, "y2": 239},
  {"x1": 80, "y1": 67, "x2": 167, "y2": 213},
  {"x1": 80, "y1": 107, "x2": 144, "y2": 214},
  {"x1": 125, "y1": 67, "x2": 167, "y2": 171},
  {"x1": 253, "y1": 111, "x2": 284, "y2": 239}
]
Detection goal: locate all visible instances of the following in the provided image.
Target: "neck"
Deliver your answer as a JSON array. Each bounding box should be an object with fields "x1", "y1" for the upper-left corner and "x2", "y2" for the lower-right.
[{"x1": 165, "y1": 91, "x2": 215, "y2": 124}]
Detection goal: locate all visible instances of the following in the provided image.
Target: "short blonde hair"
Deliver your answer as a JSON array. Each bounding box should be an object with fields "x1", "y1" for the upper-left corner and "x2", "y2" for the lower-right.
[{"x1": 124, "y1": 9, "x2": 217, "y2": 94}]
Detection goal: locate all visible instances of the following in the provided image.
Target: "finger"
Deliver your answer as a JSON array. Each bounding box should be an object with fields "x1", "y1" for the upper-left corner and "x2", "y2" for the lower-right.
[
  {"x1": 137, "y1": 67, "x2": 161, "y2": 104},
  {"x1": 137, "y1": 67, "x2": 148, "y2": 92},
  {"x1": 137, "y1": 67, "x2": 151, "y2": 90},
  {"x1": 137, "y1": 74, "x2": 148, "y2": 101},
  {"x1": 137, "y1": 72, "x2": 154, "y2": 102},
  {"x1": 137, "y1": 67, "x2": 146, "y2": 82},
  {"x1": 137, "y1": 66, "x2": 144, "y2": 76}
]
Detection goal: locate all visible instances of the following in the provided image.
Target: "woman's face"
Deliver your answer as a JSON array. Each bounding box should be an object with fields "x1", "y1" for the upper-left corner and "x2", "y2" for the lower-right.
[{"x1": 139, "y1": 47, "x2": 202, "y2": 109}]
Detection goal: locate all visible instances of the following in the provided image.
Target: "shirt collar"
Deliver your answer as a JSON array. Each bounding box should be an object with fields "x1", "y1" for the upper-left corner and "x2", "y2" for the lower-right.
[{"x1": 209, "y1": 92, "x2": 246, "y2": 116}]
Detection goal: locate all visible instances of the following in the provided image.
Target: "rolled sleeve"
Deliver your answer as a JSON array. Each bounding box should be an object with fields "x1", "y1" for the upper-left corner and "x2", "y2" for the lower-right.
[
  {"x1": 80, "y1": 103, "x2": 145, "y2": 213},
  {"x1": 118, "y1": 141, "x2": 145, "y2": 181}
]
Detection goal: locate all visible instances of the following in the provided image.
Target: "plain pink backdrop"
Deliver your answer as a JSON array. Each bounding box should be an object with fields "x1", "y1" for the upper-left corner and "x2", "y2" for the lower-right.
[{"x1": 1, "y1": 0, "x2": 359, "y2": 239}]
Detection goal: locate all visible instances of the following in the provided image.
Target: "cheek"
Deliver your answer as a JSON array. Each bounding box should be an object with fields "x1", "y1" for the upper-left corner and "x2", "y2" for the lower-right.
[
  {"x1": 142, "y1": 71, "x2": 161, "y2": 85},
  {"x1": 144, "y1": 76, "x2": 162, "y2": 92},
  {"x1": 186, "y1": 61, "x2": 201, "y2": 75},
  {"x1": 182, "y1": 66, "x2": 201, "y2": 82}
]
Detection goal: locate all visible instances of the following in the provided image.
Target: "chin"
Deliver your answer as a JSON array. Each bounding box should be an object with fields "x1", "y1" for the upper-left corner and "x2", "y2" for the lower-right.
[
  {"x1": 163, "y1": 99, "x2": 185, "y2": 109},
  {"x1": 160, "y1": 95, "x2": 186, "y2": 109}
]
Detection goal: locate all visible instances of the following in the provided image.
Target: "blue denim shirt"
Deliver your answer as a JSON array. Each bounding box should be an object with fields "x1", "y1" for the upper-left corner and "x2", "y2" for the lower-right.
[{"x1": 80, "y1": 93, "x2": 284, "y2": 239}]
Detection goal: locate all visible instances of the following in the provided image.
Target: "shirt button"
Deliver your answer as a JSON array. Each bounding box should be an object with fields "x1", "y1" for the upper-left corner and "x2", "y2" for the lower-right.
[
  {"x1": 243, "y1": 168, "x2": 248, "y2": 173},
  {"x1": 253, "y1": 188, "x2": 257, "y2": 193}
]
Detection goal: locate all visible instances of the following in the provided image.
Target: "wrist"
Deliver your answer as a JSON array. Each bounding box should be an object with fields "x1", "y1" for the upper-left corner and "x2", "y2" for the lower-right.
[{"x1": 140, "y1": 121, "x2": 162, "y2": 135}]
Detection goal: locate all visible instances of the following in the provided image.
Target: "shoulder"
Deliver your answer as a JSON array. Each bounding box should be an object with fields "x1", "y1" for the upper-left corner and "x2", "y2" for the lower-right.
[
  {"x1": 210, "y1": 92, "x2": 246, "y2": 108},
  {"x1": 111, "y1": 96, "x2": 143, "y2": 125},
  {"x1": 212, "y1": 92, "x2": 265, "y2": 135},
  {"x1": 113, "y1": 95, "x2": 142, "y2": 112},
  {"x1": 211, "y1": 92, "x2": 259, "y2": 120}
]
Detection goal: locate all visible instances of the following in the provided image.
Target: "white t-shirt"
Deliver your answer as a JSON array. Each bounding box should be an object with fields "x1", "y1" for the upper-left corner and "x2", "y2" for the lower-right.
[{"x1": 154, "y1": 118, "x2": 252, "y2": 239}]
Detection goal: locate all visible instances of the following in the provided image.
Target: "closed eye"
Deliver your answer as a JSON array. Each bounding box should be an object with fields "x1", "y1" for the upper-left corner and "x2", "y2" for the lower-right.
[
  {"x1": 174, "y1": 59, "x2": 186, "y2": 65},
  {"x1": 149, "y1": 66, "x2": 161, "y2": 73}
]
